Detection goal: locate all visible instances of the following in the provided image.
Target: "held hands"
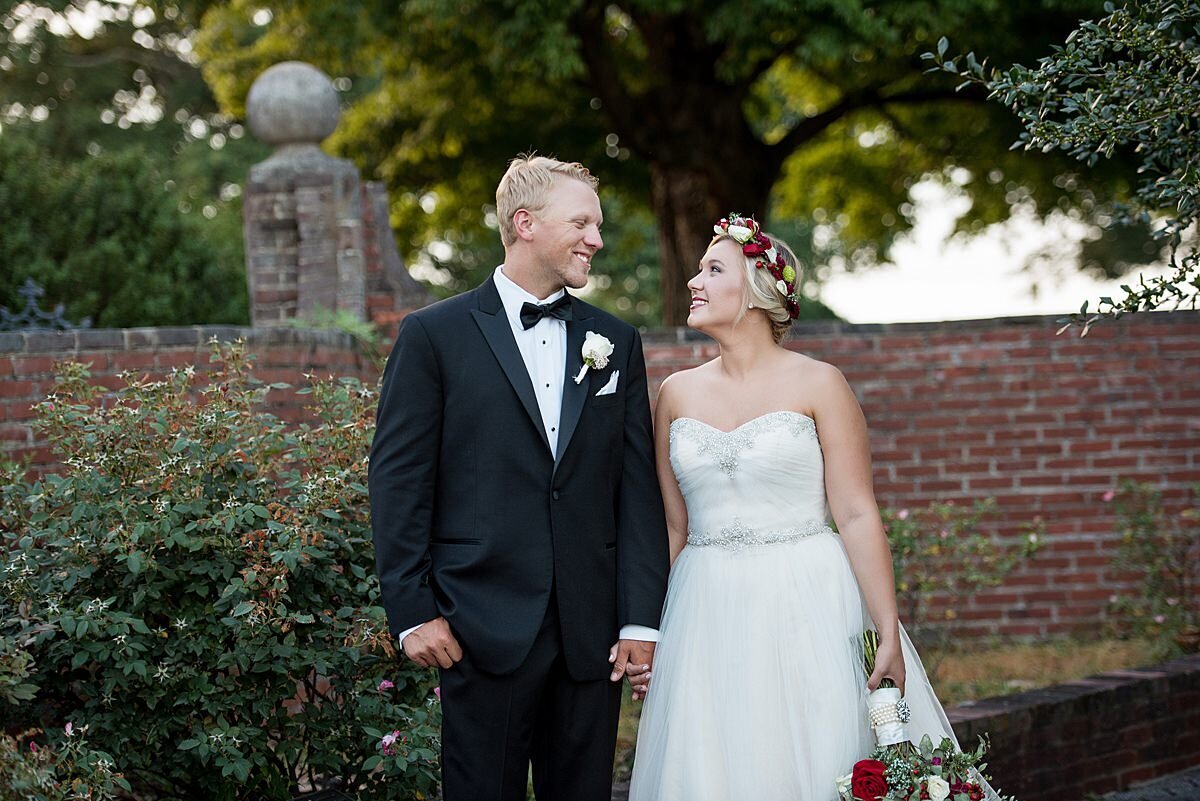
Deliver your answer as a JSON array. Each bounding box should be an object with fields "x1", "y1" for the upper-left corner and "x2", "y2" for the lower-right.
[
  {"x1": 610, "y1": 639, "x2": 655, "y2": 701},
  {"x1": 866, "y1": 636, "x2": 906, "y2": 696},
  {"x1": 402, "y1": 617, "x2": 463, "y2": 669}
]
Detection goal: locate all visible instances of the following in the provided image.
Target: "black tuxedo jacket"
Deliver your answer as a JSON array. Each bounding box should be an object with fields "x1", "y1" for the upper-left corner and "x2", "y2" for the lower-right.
[{"x1": 369, "y1": 275, "x2": 669, "y2": 680}]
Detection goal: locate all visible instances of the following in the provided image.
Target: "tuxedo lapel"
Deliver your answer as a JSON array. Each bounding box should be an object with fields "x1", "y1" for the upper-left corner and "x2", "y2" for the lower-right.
[
  {"x1": 470, "y1": 277, "x2": 551, "y2": 452},
  {"x1": 555, "y1": 298, "x2": 593, "y2": 470}
]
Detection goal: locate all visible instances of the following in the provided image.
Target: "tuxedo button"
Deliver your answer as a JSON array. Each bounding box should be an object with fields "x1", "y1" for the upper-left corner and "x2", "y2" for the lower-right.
[{"x1": 552, "y1": 490, "x2": 560, "y2": 500}]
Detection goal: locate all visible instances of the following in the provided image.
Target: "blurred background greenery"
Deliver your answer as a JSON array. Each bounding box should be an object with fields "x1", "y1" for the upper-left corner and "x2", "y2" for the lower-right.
[{"x1": 0, "y1": 0, "x2": 1161, "y2": 328}]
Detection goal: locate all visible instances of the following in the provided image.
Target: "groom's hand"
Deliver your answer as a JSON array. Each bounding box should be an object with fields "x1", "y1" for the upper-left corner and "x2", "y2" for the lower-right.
[
  {"x1": 610, "y1": 639, "x2": 655, "y2": 698},
  {"x1": 403, "y1": 617, "x2": 463, "y2": 669}
]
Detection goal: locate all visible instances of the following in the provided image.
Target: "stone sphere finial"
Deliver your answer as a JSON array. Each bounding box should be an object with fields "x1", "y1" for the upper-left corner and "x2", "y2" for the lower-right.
[{"x1": 246, "y1": 61, "x2": 340, "y2": 147}]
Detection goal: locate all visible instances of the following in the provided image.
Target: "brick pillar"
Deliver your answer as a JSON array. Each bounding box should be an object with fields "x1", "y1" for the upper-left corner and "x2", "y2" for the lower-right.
[{"x1": 243, "y1": 62, "x2": 368, "y2": 327}]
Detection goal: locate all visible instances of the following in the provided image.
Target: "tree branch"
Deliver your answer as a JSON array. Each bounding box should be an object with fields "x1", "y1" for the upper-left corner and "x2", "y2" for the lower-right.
[
  {"x1": 58, "y1": 46, "x2": 191, "y2": 78},
  {"x1": 769, "y1": 83, "x2": 986, "y2": 161}
]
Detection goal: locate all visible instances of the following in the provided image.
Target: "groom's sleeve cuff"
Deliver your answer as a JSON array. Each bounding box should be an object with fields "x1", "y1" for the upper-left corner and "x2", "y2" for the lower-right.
[
  {"x1": 397, "y1": 623, "x2": 424, "y2": 652},
  {"x1": 619, "y1": 624, "x2": 659, "y2": 642}
]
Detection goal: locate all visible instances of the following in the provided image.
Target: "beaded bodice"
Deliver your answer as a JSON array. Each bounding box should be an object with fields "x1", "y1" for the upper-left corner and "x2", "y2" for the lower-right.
[{"x1": 669, "y1": 411, "x2": 833, "y2": 550}]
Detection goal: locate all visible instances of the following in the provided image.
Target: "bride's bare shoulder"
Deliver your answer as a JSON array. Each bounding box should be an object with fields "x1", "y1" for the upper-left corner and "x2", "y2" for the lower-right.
[
  {"x1": 657, "y1": 360, "x2": 719, "y2": 414},
  {"x1": 660, "y1": 359, "x2": 720, "y2": 392},
  {"x1": 780, "y1": 350, "x2": 846, "y2": 385}
]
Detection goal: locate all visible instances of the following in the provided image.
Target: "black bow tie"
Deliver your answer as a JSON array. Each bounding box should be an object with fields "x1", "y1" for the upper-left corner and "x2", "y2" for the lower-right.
[{"x1": 520, "y1": 295, "x2": 573, "y2": 330}]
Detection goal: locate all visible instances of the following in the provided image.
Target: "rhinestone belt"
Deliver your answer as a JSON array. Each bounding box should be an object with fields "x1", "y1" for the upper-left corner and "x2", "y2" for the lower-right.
[{"x1": 686, "y1": 518, "x2": 834, "y2": 550}]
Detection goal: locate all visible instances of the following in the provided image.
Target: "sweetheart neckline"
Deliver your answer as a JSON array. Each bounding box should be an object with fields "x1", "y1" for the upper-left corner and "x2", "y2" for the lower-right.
[{"x1": 669, "y1": 410, "x2": 815, "y2": 435}]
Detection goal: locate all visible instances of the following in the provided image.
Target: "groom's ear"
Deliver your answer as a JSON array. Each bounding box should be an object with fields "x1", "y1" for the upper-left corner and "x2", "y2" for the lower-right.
[{"x1": 513, "y1": 209, "x2": 536, "y2": 242}]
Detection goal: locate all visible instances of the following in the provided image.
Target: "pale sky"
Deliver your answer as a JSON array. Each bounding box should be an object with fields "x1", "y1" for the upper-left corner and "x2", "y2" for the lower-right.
[{"x1": 819, "y1": 181, "x2": 1169, "y2": 324}]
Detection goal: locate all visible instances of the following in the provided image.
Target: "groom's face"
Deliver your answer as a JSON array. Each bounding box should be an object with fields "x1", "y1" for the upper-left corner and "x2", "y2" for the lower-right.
[{"x1": 531, "y1": 177, "x2": 604, "y2": 291}]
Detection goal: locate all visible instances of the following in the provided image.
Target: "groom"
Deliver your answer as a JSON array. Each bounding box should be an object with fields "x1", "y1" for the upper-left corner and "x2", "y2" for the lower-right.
[{"x1": 369, "y1": 154, "x2": 669, "y2": 801}]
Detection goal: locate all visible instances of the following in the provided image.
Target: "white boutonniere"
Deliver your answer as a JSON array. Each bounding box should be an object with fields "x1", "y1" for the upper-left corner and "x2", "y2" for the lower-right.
[{"x1": 573, "y1": 331, "x2": 614, "y2": 384}]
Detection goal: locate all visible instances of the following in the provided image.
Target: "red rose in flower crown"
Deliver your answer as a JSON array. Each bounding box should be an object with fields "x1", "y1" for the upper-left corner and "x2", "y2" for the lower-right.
[
  {"x1": 712, "y1": 213, "x2": 800, "y2": 319},
  {"x1": 850, "y1": 758, "x2": 888, "y2": 801}
]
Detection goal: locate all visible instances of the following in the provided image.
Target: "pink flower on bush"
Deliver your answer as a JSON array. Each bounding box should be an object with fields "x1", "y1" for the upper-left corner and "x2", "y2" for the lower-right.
[
  {"x1": 64, "y1": 722, "x2": 74, "y2": 737},
  {"x1": 29, "y1": 741, "x2": 38, "y2": 752},
  {"x1": 380, "y1": 730, "x2": 402, "y2": 755},
  {"x1": 377, "y1": 679, "x2": 394, "y2": 693},
  {"x1": 897, "y1": 509, "x2": 909, "y2": 520},
  {"x1": 1154, "y1": 615, "x2": 1166, "y2": 624},
  {"x1": 1103, "y1": 489, "x2": 1116, "y2": 502},
  {"x1": 433, "y1": 686, "x2": 441, "y2": 701}
]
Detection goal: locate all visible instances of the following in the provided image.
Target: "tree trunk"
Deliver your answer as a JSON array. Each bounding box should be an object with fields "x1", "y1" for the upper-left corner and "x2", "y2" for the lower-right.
[{"x1": 649, "y1": 163, "x2": 774, "y2": 325}]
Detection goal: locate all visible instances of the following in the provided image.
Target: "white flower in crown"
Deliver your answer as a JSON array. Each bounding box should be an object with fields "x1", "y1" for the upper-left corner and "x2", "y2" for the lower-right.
[
  {"x1": 574, "y1": 331, "x2": 614, "y2": 384},
  {"x1": 776, "y1": 279, "x2": 790, "y2": 298},
  {"x1": 926, "y1": 775, "x2": 951, "y2": 801},
  {"x1": 725, "y1": 223, "x2": 755, "y2": 243}
]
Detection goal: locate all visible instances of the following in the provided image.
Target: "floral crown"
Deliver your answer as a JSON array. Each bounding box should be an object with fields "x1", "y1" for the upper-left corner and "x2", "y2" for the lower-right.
[{"x1": 712, "y1": 213, "x2": 800, "y2": 320}]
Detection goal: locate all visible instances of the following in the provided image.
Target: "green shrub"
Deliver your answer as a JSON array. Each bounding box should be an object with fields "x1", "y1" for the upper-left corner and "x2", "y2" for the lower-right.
[
  {"x1": 1107, "y1": 480, "x2": 1200, "y2": 656},
  {"x1": 0, "y1": 342, "x2": 438, "y2": 800},
  {"x1": 881, "y1": 499, "x2": 1043, "y2": 647},
  {"x1": 0, "y1": 723, "x2": 129, "y2": 801}
]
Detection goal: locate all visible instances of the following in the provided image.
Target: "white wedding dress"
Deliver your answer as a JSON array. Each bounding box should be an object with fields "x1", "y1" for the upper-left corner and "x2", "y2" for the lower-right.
[{"x1": 628, "y1": 411, "x2": 963, "y2": 801}]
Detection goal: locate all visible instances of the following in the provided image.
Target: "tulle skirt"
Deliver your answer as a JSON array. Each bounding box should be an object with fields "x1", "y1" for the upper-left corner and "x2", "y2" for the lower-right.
[{"x1": 628, "y1": 530, "x2": 959, "y2": 801}]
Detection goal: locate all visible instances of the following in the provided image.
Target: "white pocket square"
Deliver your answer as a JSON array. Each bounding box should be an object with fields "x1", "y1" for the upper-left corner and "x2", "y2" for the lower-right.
[{"x1": 595, "y1": 370, "x2": 620, "y2": 396}]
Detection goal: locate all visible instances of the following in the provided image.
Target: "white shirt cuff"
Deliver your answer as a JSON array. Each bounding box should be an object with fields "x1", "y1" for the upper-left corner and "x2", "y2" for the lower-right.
[
  {"x1": 397, "y1": 623, "x2": 424, "y2": 653},
  {"x1": 620, "y1": 624, "x2": 659, "y2": 642}
]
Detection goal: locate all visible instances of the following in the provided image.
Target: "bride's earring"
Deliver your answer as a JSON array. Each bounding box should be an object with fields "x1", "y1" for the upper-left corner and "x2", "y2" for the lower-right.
[{"x1": 747, "y1": 303, "x2": 755, "y2": 309}]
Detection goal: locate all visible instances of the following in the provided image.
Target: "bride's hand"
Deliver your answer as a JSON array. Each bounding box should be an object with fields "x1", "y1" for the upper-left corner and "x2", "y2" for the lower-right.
[
  {"x1": 625, "y1": 661, "x2": 652, "y2": 700},
  {"x1": 867, "y1": 638, "x2": 906, "y2": 695}
]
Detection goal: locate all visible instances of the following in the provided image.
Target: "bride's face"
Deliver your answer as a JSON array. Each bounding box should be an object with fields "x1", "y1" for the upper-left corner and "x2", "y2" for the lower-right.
[{"x1": 686, "y1": 238, "x2": 746, "y2": 331}]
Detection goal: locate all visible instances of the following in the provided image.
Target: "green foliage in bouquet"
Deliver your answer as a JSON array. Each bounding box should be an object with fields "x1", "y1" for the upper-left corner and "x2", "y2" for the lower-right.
[
  {"x1": 0, "y1": 342, "x2": 439, "y2": 799},
  {"x1": 1107, "y1": 480, "x2": 1200, "y2": 656},
  {"x1": 882, "y1": 500, "x2": 1043, "y2": 646}
]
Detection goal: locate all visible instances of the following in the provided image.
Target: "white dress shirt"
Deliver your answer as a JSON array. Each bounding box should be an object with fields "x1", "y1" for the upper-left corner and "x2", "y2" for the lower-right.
[
  {"x1": 400, "y1": 266, "x2": 657, "y2": 651},
  {"x1": 493, "y1": 266, "x2": 568, "y2": 455}
]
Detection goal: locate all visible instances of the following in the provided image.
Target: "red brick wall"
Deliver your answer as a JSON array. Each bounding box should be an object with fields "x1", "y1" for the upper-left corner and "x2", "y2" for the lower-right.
[
  {"x1": 3, "y1": 311, "x2": 1199, "y2": 639},
  {"x1": 948, "y1": 653, "x2": 1200, "y2": 800},
  {"x1": 0, "y1": 326, "x2": 376, "y2": 473}
]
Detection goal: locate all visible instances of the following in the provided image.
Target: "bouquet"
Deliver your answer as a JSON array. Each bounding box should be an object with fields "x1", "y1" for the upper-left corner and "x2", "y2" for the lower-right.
[
  {"x1": 835, "y1": 631, "x2": 1013, "y2": 801},
  {"x1": 838, "y1": 734, "x2": 1000, "y2": 801}
]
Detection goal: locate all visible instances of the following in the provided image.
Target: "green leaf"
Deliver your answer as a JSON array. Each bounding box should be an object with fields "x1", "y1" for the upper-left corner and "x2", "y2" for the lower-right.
[{"x1": 362, "y1": 754, "x2": 383, "y2": 771}]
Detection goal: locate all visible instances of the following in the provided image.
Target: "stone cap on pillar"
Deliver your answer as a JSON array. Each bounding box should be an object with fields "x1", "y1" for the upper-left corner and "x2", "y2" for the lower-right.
[{"x1": 246, "y1": 61, "x2": 353, "y2": 183}]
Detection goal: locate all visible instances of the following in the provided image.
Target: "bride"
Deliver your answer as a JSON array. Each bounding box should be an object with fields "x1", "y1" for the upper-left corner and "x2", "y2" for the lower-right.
[{"x1": 626, "y1": 215, "x2": 965, "y2": 801}]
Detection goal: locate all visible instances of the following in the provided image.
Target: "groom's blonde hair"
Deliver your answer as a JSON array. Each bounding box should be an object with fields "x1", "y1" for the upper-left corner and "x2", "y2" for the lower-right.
[{"x1": 496, "y1": 154, "x2": 599, "y2": 247}]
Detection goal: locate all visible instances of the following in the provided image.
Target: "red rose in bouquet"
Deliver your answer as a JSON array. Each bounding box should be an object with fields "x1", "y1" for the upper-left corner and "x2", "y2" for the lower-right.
[{"x1": 851, "y1": 759, "x2": 888, "y2": 800}]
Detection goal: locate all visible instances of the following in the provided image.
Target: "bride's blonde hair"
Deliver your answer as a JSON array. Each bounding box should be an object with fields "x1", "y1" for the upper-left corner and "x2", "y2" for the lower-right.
[{"x1": 710, "y1": 230, "x2": 802, "y2": 344}]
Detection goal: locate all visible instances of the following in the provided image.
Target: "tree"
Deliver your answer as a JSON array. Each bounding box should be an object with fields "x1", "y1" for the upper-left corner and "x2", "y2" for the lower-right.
[
  {"x1": 193, "y1": 0, "x2": 1148, "y2": 324},
  {"x1": 929, "y1": 0, "x2": 1199, "y2": 333},
  {"x1": 0, "y1": 129, "x2": 247, "y2": 327},
  {"x1": 0, "y1": 0, "x2": 266, "y2": 325}
]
